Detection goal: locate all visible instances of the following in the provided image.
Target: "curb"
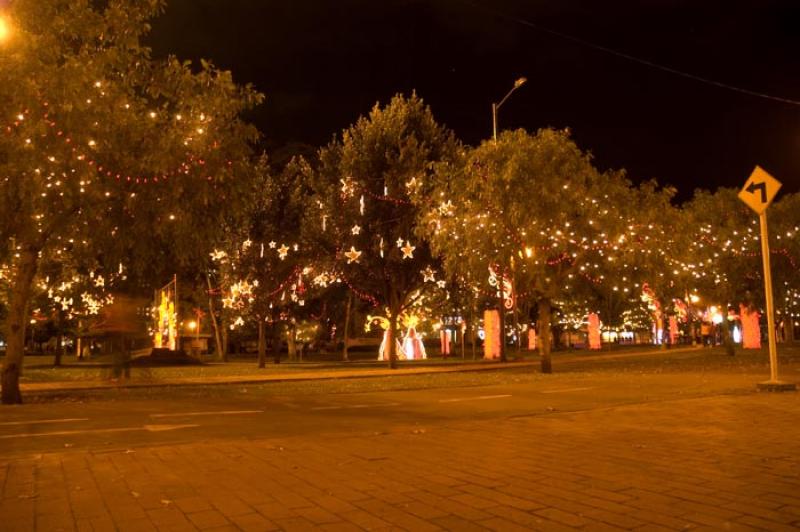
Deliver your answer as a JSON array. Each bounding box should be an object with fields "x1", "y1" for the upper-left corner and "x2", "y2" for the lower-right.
[{"x1": 19, "y1": 346, "x2": 704, "y2": 395}]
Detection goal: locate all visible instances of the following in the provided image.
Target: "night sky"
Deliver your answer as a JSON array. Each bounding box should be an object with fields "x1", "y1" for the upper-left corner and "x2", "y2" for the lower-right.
[{"x1": 148, "y1": 0, "x2": 800, "y2": 202}]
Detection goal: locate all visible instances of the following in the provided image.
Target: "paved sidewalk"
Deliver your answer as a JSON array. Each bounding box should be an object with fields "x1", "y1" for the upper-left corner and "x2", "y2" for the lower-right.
[
  {"x1": 19, "y1": 346, "x2": 703, "y2": 394},
  {"x1": 1, "y1": 390, "x2": 798, "y2": 531}
]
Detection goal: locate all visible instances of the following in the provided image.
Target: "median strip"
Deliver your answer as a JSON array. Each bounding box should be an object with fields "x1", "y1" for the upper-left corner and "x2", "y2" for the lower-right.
[
  {"x1": 0, "y1": 424, "x2": 199, "y2": 439},
  {"x1": 149, "y1": 410, "x2": 264, "y2": 418}
]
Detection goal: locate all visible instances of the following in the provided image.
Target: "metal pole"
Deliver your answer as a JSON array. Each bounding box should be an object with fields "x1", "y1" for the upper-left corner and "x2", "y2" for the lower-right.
[
  {"x1": 492, "y1": 103, "x2": 498, "y2": 142},
  {"x1": 759, "y1": 211, "x2": 779, "y2": 382}
]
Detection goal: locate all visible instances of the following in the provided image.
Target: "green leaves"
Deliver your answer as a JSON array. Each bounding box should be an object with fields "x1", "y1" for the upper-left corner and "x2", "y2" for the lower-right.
[{"x1": 311, "y1": 93, "x2": 458, "y2": 314}]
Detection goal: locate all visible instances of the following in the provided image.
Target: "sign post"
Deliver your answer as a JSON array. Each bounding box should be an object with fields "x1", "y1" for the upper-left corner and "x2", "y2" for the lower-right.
[{"x1": 738, "y1": 166, "x2": 796, "y2": 391}]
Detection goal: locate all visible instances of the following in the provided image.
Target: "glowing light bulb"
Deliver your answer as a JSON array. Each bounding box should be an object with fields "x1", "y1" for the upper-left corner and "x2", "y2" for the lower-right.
[{"x1": 0, "y1": 16, "x2": 11, "y2": 42}]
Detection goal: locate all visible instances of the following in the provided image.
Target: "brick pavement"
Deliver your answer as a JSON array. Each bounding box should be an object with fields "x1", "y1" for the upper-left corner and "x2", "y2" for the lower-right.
[{"x1": 1, "y1": 391, "x2": 799, "y2": 531}]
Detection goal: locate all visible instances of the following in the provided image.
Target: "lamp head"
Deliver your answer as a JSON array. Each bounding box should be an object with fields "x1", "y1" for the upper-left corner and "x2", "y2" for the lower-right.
[
  {"x1": 0, "y1": 16, "x2": 10, "y2": 43},
  {"x1": 514, "y1": 77, "x2": 527, "y2": 89}
]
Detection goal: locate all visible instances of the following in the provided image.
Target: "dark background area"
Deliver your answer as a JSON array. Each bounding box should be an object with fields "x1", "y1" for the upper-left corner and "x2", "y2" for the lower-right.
[{"x1": 147, "y1": 0, "x2": 800, "y2": 202}]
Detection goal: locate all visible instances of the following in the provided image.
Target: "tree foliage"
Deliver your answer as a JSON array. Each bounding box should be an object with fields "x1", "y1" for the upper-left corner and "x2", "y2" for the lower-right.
[
  {"x1": 0, "y1": 0, "x2": 262, "y2": 403},
  {"x1": 309, "y1": 93, "x2": 458, "y2": 367},
  {"x1": 422, "y1": 128, "x2": 675, "y2": 370}
]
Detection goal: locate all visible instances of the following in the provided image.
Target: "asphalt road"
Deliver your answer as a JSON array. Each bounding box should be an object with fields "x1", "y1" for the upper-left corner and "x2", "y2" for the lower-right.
[{"x1": 0, "y1": 363, "x2": 780, "y2": 459}]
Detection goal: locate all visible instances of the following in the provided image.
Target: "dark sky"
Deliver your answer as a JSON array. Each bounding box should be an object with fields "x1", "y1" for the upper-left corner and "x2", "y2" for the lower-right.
[{"x1": 148, "y1": 0, "x2": 800, "y2": 201}]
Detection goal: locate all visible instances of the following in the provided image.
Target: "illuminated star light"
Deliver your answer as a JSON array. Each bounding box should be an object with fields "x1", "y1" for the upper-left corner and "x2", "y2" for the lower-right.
[
  {"x1": 401, "y1": 241, "x2": 415, "y2": 259},
  {"x1": 269, "y1": 241, "x2": 277, "y2": 249},
  {"x1": 351, "y1": 225, "x2": 361, "y2": 235},
  {"x1": 421, "y1": 267, "x2": 435, "y2": 283},
  {"x1": 277, "y1": 244, "x2": 290, "y2": 260},
  {"x1": 344, "y1": 246, "x2": 362, "y2": 264}
]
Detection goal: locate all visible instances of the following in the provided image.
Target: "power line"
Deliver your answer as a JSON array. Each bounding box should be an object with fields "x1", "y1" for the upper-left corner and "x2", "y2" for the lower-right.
[{"x1": 461, "y1": 1, "x2": 800, "y2": 108}]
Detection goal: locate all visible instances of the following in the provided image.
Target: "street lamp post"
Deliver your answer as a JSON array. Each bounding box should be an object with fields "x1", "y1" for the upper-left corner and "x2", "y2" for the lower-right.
[
  {"x1": 492, "y1": 77, "x2": 527, "y2": 142},
  {"x1": 490, "y1": 77, "x2": 526, "y2": 362}
]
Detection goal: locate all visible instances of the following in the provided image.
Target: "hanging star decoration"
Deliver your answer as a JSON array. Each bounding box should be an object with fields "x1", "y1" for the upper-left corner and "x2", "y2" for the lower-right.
[
  {"x1": 359, "y1": 195, "x2": 365, "y2": 216},
  {"x1": 210, "y1": 249, "x2": 227, "y2": 261},
  {"x1": 242, "y1": 239, "x2": 252, "y2": 250},
  {"x1": 344, "y1": 246, "x2": 362, "y2": 264},
  {"x1": 277, "y1": 244, "x2": 290, "y2": 260},
  {"x1": 401, "y1": 240, "x2": 415, "y2": 259},
  {"x1": 421, "y1": 266, "x2": 436, "y2": 282},
  {"x1": 437, "y1": 280, "x2": 447, "y2": 288},
  {"x1": 269, "y1": 241, "x2": 277, "y2": 249},
  {"x1": 379, "y1": 237, "x2": 385, "y2": 258},
  {"x1": 396, "y1": 237, "x2": 405, "y2": 248},
  {"x1": 351, "y1": 225, "x2": 361, "y2": 235},
  {"x1": 340, "y1": 177, "x2": 355, "y2": 197}
]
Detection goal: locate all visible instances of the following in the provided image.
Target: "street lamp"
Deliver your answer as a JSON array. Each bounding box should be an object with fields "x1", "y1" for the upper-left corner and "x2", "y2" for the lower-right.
[
  {"x1": 489, "y1": 77, "x2": 527, "y2": 361},
  {"x1": 492, "y1": 77, "x2": 527, "y2": 142},
  {"x1": 0, "y1": 16, "x2": 11, "y2": 43}
]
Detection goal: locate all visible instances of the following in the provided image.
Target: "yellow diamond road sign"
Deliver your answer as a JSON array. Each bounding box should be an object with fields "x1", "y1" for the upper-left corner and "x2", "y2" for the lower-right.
[{"x1": 738, "y1": 166, "x2": 781, "y2": 215}]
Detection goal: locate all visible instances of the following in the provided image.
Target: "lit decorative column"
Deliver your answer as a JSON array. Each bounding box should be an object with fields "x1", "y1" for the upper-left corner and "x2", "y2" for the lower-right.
[
  {"x1": 483, "y1": 309, "x2": 501, "y2": 359},
  {"x1": 588, "y1": 313, "x2": 601, "y2": 350},
  {"x1": 740, "y1": 304, "x2": 761, "y2": 349}
]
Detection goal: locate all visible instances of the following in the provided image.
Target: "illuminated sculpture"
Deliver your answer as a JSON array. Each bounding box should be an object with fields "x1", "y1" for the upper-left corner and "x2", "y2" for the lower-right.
[
  {"x1": 367, "y1": 313, "x2": 414, "y2": 361},
  {"x1": 488, "y1": 265, "x2": 514, "y2": 310},
  {"x1": 641, "y1": 283, "x2": 663, "y2": 344},
  {"x1": 669, "y1": 315, "x2": 679, "y2": 345},
  {"x1": 154, "y1": 288, "x2": 177, "y2": 350},
  {"x1": 403, "y1": 327, "x2": 426, "y2": 360},
  {"x1": 440, "y1": 328, "x2": 451, "y2": 357}
]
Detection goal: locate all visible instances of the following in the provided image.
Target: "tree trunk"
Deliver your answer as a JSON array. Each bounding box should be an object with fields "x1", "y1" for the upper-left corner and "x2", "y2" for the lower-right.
[
  {"x1": 54, "y1": 332, "x2": 64, "y2": 367},
  {"x1": 720, "y1": 319, "x2": 736, "y2": 356},
  {"x1": 470, "y1": 303, "x2": 477, "y2": 360},
  {"x1": 206, "y1": 273, "x2": 225, "y2": 362},
  {"x1": 784, "y1": 312, "x2": 796, "y2": 344},
  {"x1": 54, "y1": 309, "x2": 64, "y2": 367},
  {"x1": 512, "y1": 282, "x2": 521, "y2": 356},
  {"x1": 221, "y1": 325, "x2": 229, "y2": 363},
  {"x1": 287, "y1": 321, "x2": 297, "y2": 362},
  {"x1": 257, "y1": 319, "x2": 266, "y2": 368},
  {"x1": 271, "y1": 318, "x2": 281, "y2": 364},
  {"x1": 538, "y1": 298, "x2": 552, "y2": 374},
  {"x1": 387, "y1": 309, "x2": 398, "y2": 369},
  {"x1": 342, "y1": 292, "x2": 353, "y2": 361},
  {"x1": 2, "y1": 247, "x2": 39, "y2": 404}
]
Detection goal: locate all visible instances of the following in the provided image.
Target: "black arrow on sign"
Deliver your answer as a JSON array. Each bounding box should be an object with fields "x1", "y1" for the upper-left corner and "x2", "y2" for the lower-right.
[{"x1": 746, "y1": 181, "x2": 767, "y2": 203}]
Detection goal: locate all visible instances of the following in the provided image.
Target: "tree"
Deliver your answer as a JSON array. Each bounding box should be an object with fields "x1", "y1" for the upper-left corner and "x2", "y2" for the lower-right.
[
  {"x1": 682, "y1": 188, "x2": 800, "y2": 354},
  {"x1": 309, "y1": 94, "x2": 458, "y2": 368},
  {"x1": 0, "y1": 0, "x2": 262, "y2": 404},
  {"x1": 423, "y1": 128, "x2": 664, "y2": 372},
  {"x1": 211, "y1": 156, "x2": 315, "y2": 367}
]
